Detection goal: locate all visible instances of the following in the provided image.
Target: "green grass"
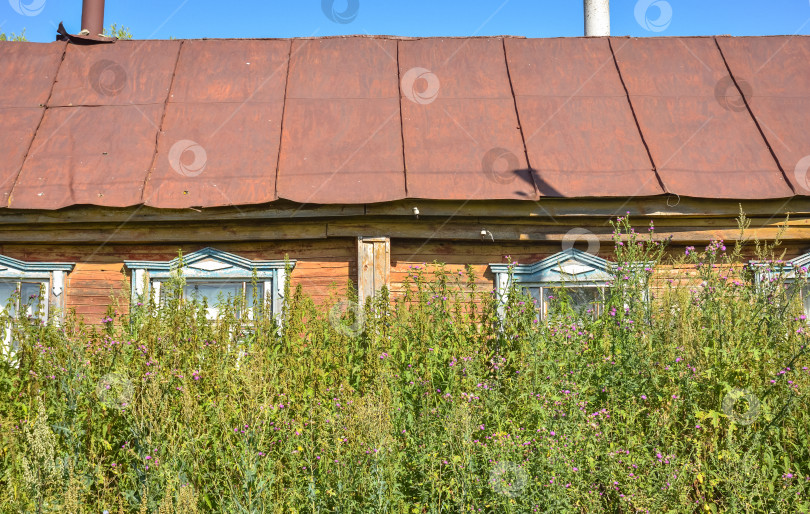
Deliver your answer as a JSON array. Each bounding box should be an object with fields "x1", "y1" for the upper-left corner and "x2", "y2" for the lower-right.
[{"x1": 1, "y1": 216, "x2": 809, "y2": 512}]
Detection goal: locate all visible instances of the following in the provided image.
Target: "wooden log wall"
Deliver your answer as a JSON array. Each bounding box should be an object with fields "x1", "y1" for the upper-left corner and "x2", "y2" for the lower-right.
[
  {"x1": 0, "y1": 217, "x2": 808, "y2": 325},
  {"x1": 0, "y1": 240, "x2": 355, "y2": 325}
]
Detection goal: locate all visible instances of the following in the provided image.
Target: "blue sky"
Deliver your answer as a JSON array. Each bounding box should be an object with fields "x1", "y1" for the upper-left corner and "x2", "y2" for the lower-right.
[{"x1": 2, "y1": 0, "x2": 810, "y2": 42}]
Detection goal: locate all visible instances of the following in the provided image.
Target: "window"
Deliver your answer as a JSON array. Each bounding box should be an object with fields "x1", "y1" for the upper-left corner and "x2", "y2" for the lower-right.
[
  {"x1": 538, "y1": 285, "x2": 608, "y2": 319},
  {"x1": 183, "y1": 281, "x2": 264, "y2": 319},
  {"x1": 751, "y1": 253, "x2": 810, "y2": 318},
  {"x1": 799, "y1": 284, "x2": 810, "y2": 317},
  {"x1": 0, "y1": 281, "x2": 47, "y2": 318},
  {"x1": 0, "y1": 255, "x2": 74, "y2": 362},
  {"x1": 490, "y1": 249, "x2": 619, "y2": 320},
  {"x1": 124, "y1": 248, "x2": 294, "y2": 320}
]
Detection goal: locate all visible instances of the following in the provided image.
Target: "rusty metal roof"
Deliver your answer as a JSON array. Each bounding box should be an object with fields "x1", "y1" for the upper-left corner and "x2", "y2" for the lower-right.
[
  {"x1": 506, "y1": 38, "x2": 662, "y2": 197},
  {"x1": 400, "y1": 38, "x2": 533, "y2": 200},
  {"x1": 715, "y1": 36, "x2": 810, "y2": 195},
  {"x1": 278, "y1": 38, "x2": 405, "y2": 204},
  {"x1": 611, "y1": 37, "x2": 794, "y2": 199},
  {"x1": 1, "y1": 35, "x2": 807, "y2": 210}
]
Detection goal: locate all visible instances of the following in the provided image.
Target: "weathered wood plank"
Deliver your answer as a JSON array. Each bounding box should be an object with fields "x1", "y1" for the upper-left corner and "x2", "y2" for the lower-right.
[
  {"x1": 1, "y1": 215, "x2": 806, "y2": 244},
  {"x1": 0, "y1": 239, "x2": 355, "y2": 262},
  {"x1": 329, "y1": 221, "x2": 810, "y2": 242},
  {"x1": 67, "y1": 263, "x2": 125, "y2": 272},
  {"x1": 0, "y1": 222, "x2": 329, "y2": 243},
  {"x1": 0, "y1": 201, "x2": 364, "y2": 225},
  {"x1": 373, "y1": 238, "x2": 390, "y2": 295},
  {"x1": 366, "y1": 198, "x2": 810, "y2": 218},
  {"x1": 478, "y1": 216, "x2": 803, "y2": 228}
]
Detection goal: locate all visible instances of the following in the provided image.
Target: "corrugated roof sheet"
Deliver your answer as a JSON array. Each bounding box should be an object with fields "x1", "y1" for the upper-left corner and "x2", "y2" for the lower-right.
[
  {"x1": 143, "y1": 39, "x2": 290, "y2": 208},
  {"x1": 1, "y1": 35, "x2": 806, "y2": 210},
  {"x1": 277, "y1": 38, "x2": 405, "y2": 204},
  {"x1": 715, "y1": 36, "x2": 810, "y2": 195},
  {"x1": 400, "y1": 38, "x2": 533, "y2": 200},
  {"x1": 506, "y1": 38, "x2": 662, "y2": 197},
  {"x1": 611, "y1": 37, "x2": 793, "y2": 199}
]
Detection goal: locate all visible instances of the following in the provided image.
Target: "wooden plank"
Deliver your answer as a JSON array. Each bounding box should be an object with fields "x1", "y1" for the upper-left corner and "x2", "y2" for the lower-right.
[
  {"x1": 331, "y1": 222, "x2": 810, "y2": 242},
  {"x1": 372, "y1": 238, "x2": 389, "y2": 294},
  {"x1": 66, "y1": 286, "x2": 127, "y2": 296},
  {"x1": 0, "y1": 239, "x2": 356, "y2": 262},
  {"x1": 70, "y1": 263, "x2": 125, "y2": 272},
  {"x1": 390, "y1": 242, "x2": 810, "y2": 263},
  {"x1": 0, "y1": 201, "x2": 364, "y2": 225},
  {"x1": 479, "y1": 216, "x2": 806, "y2": 228},
  {"x1": 0, "y1": 198, "x2": 808, "y2": 226},
  {"x1": 2, "y1": 216, "x2": 806, "y2": 245},
  {"x1": 0, "y1": 221, "x2": 328, "y2": 243},
  {"x1": 68, "y1": 306, "x2": 113, "y2": 312},
  {"x1": 68, "y1": 272, "x2": 126, "y2": 281},
  {"x1": 358, "y1": 238, "x2": 372, "y2": 305},
  {"x1": 365, "y1": 198, "x2": 810, "y2": 218},
  {"x1": 355, "y1": 236, "x2": 391, "y2": 305}
]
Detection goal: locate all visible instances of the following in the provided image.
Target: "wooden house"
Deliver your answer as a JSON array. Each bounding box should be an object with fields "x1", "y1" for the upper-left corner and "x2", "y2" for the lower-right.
[{"x1": 1, "y1": 33, "x2": 809, "y2": 325}]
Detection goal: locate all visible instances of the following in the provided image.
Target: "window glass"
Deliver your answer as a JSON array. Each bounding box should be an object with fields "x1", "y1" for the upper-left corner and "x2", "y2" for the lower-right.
[
  {"x1": 20, "y1": 282, "x2": 44, "y2": 317},
  {"x1": 541, "y1": 286, "x2": 604, "y2": 319},
  {"x1": 182, "y1": 282, "x2": 264, "y2": 319},
  {"x1": 184, "y1": 282, "x2": 240, "y2": 319},
  {"x1": 246, "y1": 282, "x2": 265, "y2": 320},
  {"x1": 0, "y1": 282, "x2": 14, "y2": 351},
  {"x1": 802, "y1": 285, "x2": 810, "y2": 319},
  {"x1": 0, "y1": 280, "x2": 46, "y2": 360},
  {"x1": 526, "y1": 287, "x2": 541, "y2": 310},
  {"x1": 0, "y1": 282, "x2": 15, "y2": 315}
]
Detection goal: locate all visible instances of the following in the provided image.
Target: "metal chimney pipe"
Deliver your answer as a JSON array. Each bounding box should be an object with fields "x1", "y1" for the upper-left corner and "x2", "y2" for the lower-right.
[
  {"x1": 81, "y1": 0, "x2": 105, "y2": 36},
  {"x1": 584, "y1": 0, "x2": 610, "y2": 36}
]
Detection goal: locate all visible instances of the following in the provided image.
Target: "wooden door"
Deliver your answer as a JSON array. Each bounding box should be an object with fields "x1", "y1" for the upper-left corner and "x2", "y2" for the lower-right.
[{"x1": 357, "y1": 236, "x2": 390, "y2": 306}]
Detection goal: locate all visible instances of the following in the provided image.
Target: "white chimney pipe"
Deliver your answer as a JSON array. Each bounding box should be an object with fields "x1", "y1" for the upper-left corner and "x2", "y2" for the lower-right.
[{"x1": 584, "y1": 0, "x2": 610, "y2": 37}]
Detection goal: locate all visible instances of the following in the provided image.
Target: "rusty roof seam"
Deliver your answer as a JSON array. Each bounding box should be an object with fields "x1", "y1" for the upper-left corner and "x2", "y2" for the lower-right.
[
  {"x1": 501, "y1": 37, "x2": 537, "y2": 200},
  {"x1": 51, "y1": 102, "x2": 171, "y2": 107},
  {"x1": 273, "y1": 40, "x2": 294, "y2": 203},
  {"x1": 608, "y1": 37, "x2": 667, "y2": 195},
  {"x1": 168, "y1": 35, "x2": 529, "y2": 42},
  {"x1": 286, "y1": 95, "x2": 401, "y2": 100},
  {"x1": 714, "y1": 36, "x2": 796, "y2": 195},
  {"x1": 395, "y1": 40, "x2": 409, "y2": 197},
  {"x1": 6, "y1": 43, "x2": 68, "y2": 209},
  {"x1": 140, "y1": 40, "x2": 185, "y2": 205}
]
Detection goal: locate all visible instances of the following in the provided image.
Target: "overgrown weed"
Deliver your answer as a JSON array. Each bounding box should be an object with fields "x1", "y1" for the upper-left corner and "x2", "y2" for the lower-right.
[{"x1": 0, "y1": 216, "x2": 808, "y2": 512}]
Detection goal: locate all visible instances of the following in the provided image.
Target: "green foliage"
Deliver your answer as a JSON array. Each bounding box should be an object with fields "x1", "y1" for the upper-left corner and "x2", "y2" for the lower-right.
[
  {"x1": 0, "y1": 217, "x2": 808, "y2": 512},
  {"x1": 0, "y1": 29, "x2": 27, "y2": 41},
  {"x1": 103, "y1": 24, "x2": 133, "y2": 40}
]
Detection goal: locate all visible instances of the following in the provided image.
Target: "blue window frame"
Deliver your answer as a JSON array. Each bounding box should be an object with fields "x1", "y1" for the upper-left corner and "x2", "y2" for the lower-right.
[
  {"x1": 751, "y1": 252, "x2": 810, "y2": 317},
  {"x1": 124, "y1": 248, "x2": 294, "y2": 320},
  {"x1": 0, "y1": 255, "x2": 74, "y2": 362},
  {"x1": 489, "y1": 248, "x2": 617, "y2": 319}
]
